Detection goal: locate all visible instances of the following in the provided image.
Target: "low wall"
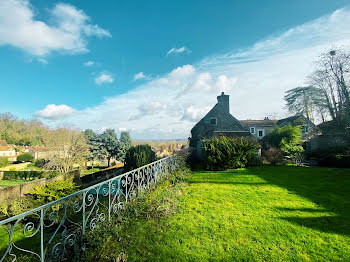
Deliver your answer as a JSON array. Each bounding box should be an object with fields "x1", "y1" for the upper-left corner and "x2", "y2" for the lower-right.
[
  {"x1": 0, "y1": 168, "x2": 123, "y2": 201},
  {"x1": 80, "y1": 167, "x2": 124, "y2": 188},
  {"x1": 0, "y1": 173, "x2": 68, "y2": 201}
]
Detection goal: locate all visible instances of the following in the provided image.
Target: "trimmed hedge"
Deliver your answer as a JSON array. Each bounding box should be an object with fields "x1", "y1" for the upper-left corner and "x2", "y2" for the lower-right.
[
  {"x1": 202, "y1": 136, "x2": 260, "y2": 170},
  {"x1": 2, "y1": 171, "x2": 60, "y2": 180}
]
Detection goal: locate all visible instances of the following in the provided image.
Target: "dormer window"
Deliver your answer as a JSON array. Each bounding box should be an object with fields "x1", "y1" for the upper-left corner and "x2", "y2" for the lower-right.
[
  {"x1": 210, "y1": 117, "x2": 217, "y2": 126},
  {"x1": 250, "y1": 127, "x2": 255, "y2": 134}
]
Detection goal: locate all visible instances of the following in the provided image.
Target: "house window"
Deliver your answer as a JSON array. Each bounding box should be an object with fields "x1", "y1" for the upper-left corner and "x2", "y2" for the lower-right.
[
  {"x1": 250, "y1": 127, "x2": 256, "y2": 134},
  {"x1": 210, "y1": 117, "x2": 217, "y2": 126},
  {"x1": 257, "y1": 129, "x2": 265, "y2": 138},
  {"x1": 301, "y1": 125, "x2": 308, "y2": 134}
]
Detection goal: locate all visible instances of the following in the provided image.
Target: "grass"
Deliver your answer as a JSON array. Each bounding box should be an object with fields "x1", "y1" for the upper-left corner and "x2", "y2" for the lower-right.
[
  {"x1": 2, "y1": 166, "x2": 349, "y2": 261},
  {"x1": 80, "y1": 167, "x2": 101, "y2": 176},
  {"x1": 86, "y1": 166, "x2": 350, "y2": 261},
  {"x1": 0, "y1": 179, "x2": 26, "y2": 187}
]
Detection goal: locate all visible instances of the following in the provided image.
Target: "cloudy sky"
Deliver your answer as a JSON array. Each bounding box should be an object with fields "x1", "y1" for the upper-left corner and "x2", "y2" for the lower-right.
[{"x1": 1, "y1": 0, "x2": 350, "y2": 139}]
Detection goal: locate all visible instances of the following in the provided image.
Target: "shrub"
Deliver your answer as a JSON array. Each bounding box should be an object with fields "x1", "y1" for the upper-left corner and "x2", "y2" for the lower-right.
[
  {"x1": 17, "y1": 153, "x2": 34, "y2": 162},
  {"x1": 265, "y1": 124, "x2": 304, "y2": 165},
  {"x1": 202, "y1": 136, "x2": 260, "y2": 170},
  {"x1": 124, "y1": 144, "x2": 156, "y2": 171},
  {"x1": 308, "y1": 146, "x2": 350, "y2": 168},
  {"x1": 0, "y1": 198, "x2": 35, "y2": 220},
  {"x1": 0, "y1": 156, "x2": 10, "y2": 168},
  {"x1": 3, "y1": 170, "x2": 44, "y2": 180},
  {"x1": 34, "y1": 159, "x2": 48, "y2": 168},
  {"x1": 263, "y1": 147, "x2": 284, "y2": 165},
  {"x1": 31, "y1": 177, "x2": 79, "y2": 204}
]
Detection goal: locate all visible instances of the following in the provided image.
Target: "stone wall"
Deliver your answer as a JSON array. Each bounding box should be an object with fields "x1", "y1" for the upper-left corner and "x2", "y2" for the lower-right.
[{"x1": 0, "y1": 174, "x2": 67, "y2": 201}]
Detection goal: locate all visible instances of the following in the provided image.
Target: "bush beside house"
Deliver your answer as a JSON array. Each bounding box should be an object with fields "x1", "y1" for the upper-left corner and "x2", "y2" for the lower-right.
[{"x1": 201, "y1": 136, "x2": 260, "y2": 170}]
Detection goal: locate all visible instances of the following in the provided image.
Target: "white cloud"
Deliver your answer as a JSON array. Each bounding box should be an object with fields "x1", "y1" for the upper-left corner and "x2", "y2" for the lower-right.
[
  {"x1": 166, "y1": 46, "x2": 191, "y2": 56},
  {"x1": 181, "y1": 106, "x2": 212, "y2": 122},
  {"x1": 129, "y1": 102, "x2": 167, "y2": 120},
  {"x1": 84, "y1": 61, "x2": 95, "y2": 66},
  {"x1": 95, "y1": 73, "x2": 114, "y2": 85},
  {"x1": 0, "y1": 0, "x2": 111, "y2": 57},
  {"x1": 35, "y1": 104, "x2": 76, "y2": 120},
  {"x1": 42, "y1": 8, "x2": 350, "y2": 139},
  {"x1": 133, "y1": 72, "x2": 151, "y2": 81}
]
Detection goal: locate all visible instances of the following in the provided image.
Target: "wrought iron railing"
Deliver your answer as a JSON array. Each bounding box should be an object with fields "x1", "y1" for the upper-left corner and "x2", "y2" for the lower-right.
[{"x1": 0, "y1": 155, "x2": 177, "y2": 261}]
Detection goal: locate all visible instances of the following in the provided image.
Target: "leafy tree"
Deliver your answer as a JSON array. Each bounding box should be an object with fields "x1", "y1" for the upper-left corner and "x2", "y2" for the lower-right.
[
  {"x1": 265, "y1": 124, "x2": 304, "y2": 165},
  {"x1": 118, "y1": 131, "x2": 132, "y2": 162},
  {"x1": 100, "y1": 129, "x2": 120, "y2": 167},
  {"x1": 17, "y1": 153, "x2": 34, "y2": 162},
  {"x1": 124, "y1": 144, "x2": 156, "y2": 171},
  {"x1": 284, "y1": 86, "x2": 325, "y2": 122},
  {"x1": 84, "y1": 129, "x2": 106, "y2": 163}
]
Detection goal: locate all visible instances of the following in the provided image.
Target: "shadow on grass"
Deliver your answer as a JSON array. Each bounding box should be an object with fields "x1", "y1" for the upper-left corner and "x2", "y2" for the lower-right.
[{"x1": 253, "y1": 166, "x2": 350, "y2": 236}]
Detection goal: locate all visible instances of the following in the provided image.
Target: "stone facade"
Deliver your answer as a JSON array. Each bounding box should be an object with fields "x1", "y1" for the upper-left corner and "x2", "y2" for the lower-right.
[
  {"x1": 240, "y1": 118, "x2": 277, "y2": 140},
  {"x1": 189, "y1": 92, "x2": 251, "y2": 158}
]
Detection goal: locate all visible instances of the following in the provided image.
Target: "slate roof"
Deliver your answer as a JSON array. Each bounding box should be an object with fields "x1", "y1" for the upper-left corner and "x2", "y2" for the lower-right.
[{"x1": 240, "y1": 120, "x2": 277, "y2": 127}]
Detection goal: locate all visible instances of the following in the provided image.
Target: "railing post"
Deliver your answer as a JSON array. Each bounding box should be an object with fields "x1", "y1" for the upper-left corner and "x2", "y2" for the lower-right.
[
  {"x1": 40, "y1": 209, "x2": 44, "y2": 262},
  {"x1": 108, "y1": 181, "x2": 111, "y2": 222},
  {"x1": 82, "y1": 191, "x2": 86, "y2": 235}
]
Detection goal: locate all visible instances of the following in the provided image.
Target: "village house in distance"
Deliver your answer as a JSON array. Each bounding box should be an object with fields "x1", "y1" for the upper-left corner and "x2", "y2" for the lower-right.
[
  {"x1": 0, "y1": 140, "x2": 18, "y2": 162},
  {"x1": 189, "y1": 92, "x2": 318, "y2": 158}
]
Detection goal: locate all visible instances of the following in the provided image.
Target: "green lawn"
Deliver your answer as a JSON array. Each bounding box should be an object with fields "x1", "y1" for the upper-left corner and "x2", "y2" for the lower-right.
[
  {"x1": 116, "y1": 166, "x2": 350, "y2": 261},
  {"x1": 0, "y1": 179, "x2": 25, "y2": 187}
]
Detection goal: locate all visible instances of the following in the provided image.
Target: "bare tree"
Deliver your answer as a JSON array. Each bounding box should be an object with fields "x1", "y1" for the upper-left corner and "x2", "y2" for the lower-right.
[
  {"x1": 307, "y1": 47, "x2": 350, "y2": 127},
  {"x1": 43, "y1": 128, "x2": 89, "y2": 174}
]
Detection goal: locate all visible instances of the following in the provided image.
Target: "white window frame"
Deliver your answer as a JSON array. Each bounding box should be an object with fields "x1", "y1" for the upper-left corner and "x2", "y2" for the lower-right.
[
  {"x1": 210, "y1": 117, "x2": 217, "y2": 126},
  {"x1": 250, "y1": 127, "x2": 256, "y2": 134},
  {"x1": 257, "y1": 129, "x2": 265, "y2": 138}
]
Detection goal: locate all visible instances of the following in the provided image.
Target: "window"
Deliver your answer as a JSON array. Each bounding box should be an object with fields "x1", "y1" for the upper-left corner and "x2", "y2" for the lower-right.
[
  {"x1": 250, "y1": 127, "x2": 255, "y2": 134},
  {"x1": 210, "y1": 117, "x2": 217, "y2": 126},
  {"x1": 301, "y1": 125, "x2": 308, "y2": 134},
  {"x1": 257, "y1": 129, "x2": 265, "y2": 138}
]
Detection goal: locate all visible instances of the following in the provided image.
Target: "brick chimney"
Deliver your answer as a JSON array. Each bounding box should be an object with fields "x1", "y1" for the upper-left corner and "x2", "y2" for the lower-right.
[{"x1": 217, "y1": 92, "x2": 229, "y2": 114}]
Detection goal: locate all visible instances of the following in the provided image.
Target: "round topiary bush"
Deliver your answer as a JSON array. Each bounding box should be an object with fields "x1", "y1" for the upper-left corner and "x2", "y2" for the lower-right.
[{"x1": 17, "y1": 153, "x2": 34, "y2": 162}]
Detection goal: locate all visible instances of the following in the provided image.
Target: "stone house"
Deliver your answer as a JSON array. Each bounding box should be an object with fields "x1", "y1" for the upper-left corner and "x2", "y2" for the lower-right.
[
  {"x1": 189, "y1": 93, "x2": 320, "y2": 158},
  {"x1": 189, "y1": 92, "x2": 252, "y2": 158},
  {"x1": 240, "y1": 118, "x2": 277, "y2": 140},
  {"x1": 241, "y1": 115, "x2": 319, "y2": 141},
  {"x1": 277, "y1": 115, "x2": 319, "y2": 140}
]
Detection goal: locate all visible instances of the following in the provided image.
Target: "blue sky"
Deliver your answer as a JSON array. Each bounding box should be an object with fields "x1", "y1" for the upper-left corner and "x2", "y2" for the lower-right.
[{"x1": 0, "y1": 0, "x2": 350, "y2": 139}]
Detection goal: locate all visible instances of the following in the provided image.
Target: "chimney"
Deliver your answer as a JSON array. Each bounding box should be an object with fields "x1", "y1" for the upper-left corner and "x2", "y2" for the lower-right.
[{"x1": 217, "y1": 92, "x2": 229, "y2": 114}]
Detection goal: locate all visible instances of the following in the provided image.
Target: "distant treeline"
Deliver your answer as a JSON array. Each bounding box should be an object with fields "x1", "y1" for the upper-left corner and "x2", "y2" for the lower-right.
[{"x1": 0, "y1": 113, "x2": 49, "y2": 146}]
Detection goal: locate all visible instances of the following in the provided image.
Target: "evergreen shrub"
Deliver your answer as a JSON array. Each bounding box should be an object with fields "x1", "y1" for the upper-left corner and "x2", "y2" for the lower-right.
[
  {"x1": 202, "y1": 136, "x2": 260, "y2": 170},
  {"x1": 17, "y1": 153, "x2": 34, "y2": 162},
  {"x1": 124, "y1": 144, "x2": 156, "y2": 171}
]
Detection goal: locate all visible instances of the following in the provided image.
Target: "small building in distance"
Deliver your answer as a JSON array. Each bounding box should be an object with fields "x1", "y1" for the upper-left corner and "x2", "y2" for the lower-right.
[
  {"x1": 0, "y1": 140, "x2": 17, "y2": 162},
  {"x1": 189, "y1": 92, "x2": 252, "y2": 158}
]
